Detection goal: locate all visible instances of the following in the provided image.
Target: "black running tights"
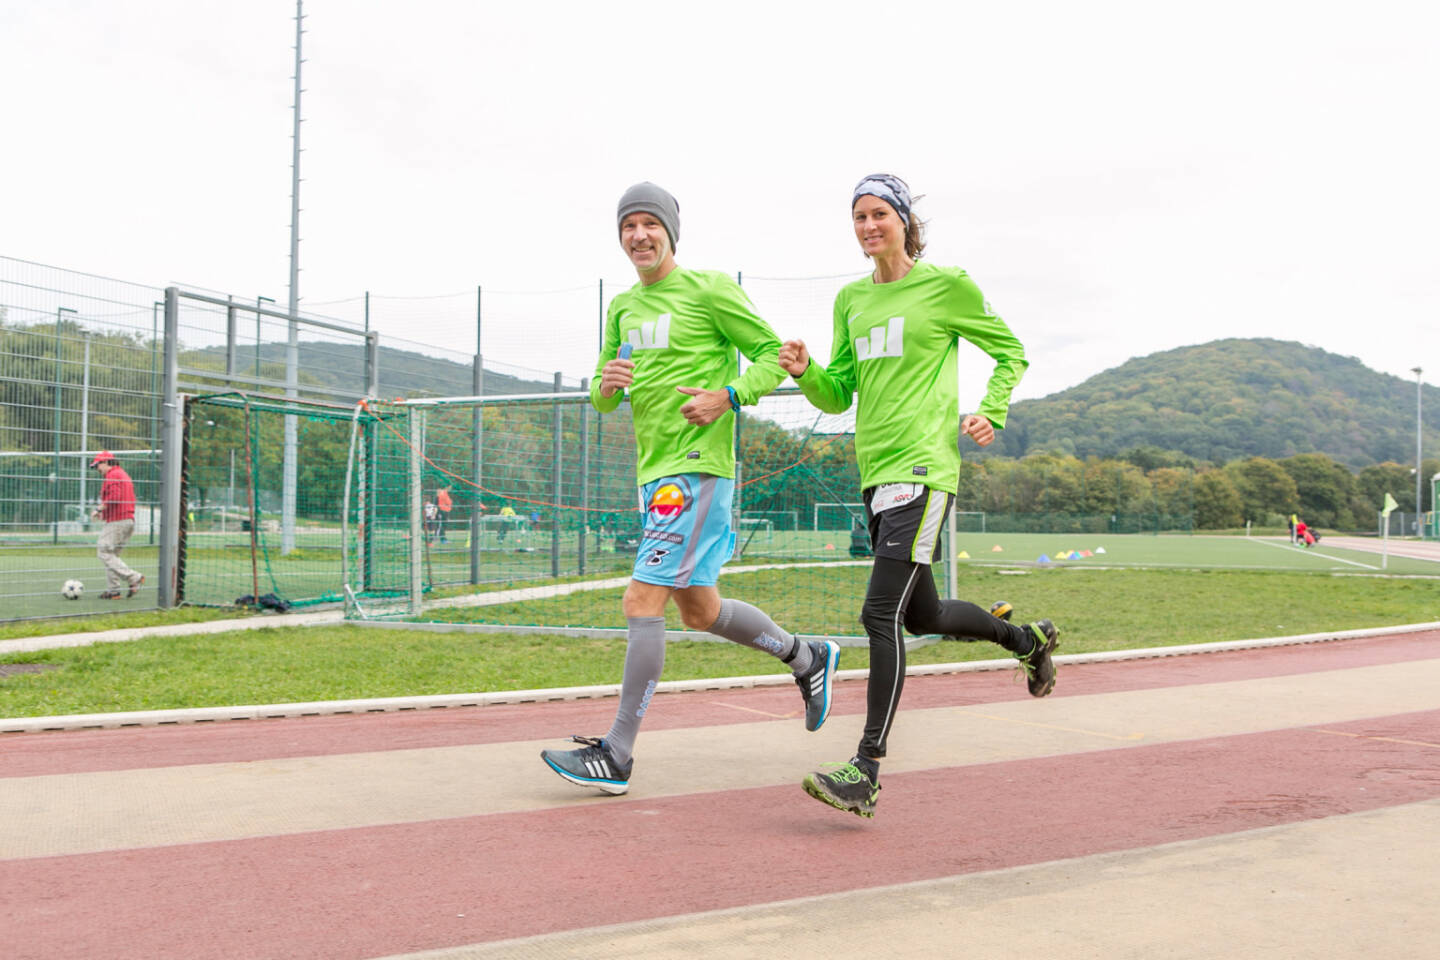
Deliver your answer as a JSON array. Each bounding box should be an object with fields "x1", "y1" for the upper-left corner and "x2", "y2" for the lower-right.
[{"x1": 857, "y1": 556, "x2": 1033, "y2": 758}]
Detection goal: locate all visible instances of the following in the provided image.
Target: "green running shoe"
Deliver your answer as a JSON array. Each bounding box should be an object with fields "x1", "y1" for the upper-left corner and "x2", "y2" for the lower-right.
[
  {"x1": 802, "y1": 760, "x2": 880, "y2": 818},
  {"x1": 1018, "y1": 619, "x2": 1059, "y2": 697}
]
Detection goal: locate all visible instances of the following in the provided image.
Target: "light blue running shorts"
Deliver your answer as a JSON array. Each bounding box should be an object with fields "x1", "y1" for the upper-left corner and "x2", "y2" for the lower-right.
[{"x1": 632, "y1": 473, "x2": 736, "y2": 589}]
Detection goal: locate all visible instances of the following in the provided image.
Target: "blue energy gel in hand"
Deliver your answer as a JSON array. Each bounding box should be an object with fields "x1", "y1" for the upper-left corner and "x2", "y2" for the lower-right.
[{"x1": 618, "y1": 342, "x2": 633, "y2": 359}]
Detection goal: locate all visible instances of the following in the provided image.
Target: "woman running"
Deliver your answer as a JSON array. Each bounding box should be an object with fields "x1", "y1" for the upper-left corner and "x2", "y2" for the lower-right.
[{"x1": 779, "y1": 173, "x2": 1059, "y2": 818}]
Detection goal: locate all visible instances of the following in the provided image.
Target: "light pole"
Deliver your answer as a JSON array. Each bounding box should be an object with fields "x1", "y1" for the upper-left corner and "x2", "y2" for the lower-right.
[
  {"x1": 1413, "y1": 367, "x2": 1424, "y2": 532},
  {"x1": 282, "y1": 0, "x2": 306, "y2": 557}
]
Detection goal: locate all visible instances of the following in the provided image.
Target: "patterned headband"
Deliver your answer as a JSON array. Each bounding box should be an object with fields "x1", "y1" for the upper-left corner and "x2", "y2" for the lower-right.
[{"x1": 852, "y1": 173, "x2": 912, "y2": 227}]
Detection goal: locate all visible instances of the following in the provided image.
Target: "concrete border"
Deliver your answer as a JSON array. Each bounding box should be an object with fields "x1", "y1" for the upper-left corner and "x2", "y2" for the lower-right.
[
  {"x1": 3, "y1": 621, "x2": 1435, "y2": 734},
  {"x1": 0, "y1": 609, "x2": 344, "y2": 656}
]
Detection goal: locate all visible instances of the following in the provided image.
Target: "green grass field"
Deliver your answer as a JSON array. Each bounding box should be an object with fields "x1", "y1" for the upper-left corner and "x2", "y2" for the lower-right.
[
  {"x1": 0, "y1": 524, "x2": 624, "y2": 620},
  {"x1": 2, "y1": 562, "x2": 1437, "y2": 718},
  {"x1": 5, "y1": 526, "x2": 1435, "y2": 623},
  {"x1": 946, "y1": 531, "x2": 1438, "y2": 575}
]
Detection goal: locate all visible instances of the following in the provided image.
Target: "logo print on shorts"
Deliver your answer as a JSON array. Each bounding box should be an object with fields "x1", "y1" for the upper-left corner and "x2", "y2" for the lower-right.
[
  {"x1": 648, "y1": 483, "x2": 685, "y2": 524},
  {"x1": 645, "y1": 548, "x2": 669, "y2": 566}
]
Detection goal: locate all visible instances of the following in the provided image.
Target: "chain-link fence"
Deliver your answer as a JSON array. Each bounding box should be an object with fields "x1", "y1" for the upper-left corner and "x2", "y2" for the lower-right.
[
  {"x1": 0, "y1": 259, "x2": 166, "y2": 618},
  {"x1": 16, "y1": 257, "x2": 1388, "y2": 624},
  {"x1": 1, "y1": 254, "x2": 613, "y2": 620}
]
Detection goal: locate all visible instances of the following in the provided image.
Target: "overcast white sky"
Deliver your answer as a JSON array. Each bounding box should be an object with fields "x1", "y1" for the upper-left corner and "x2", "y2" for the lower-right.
[{"x1": 4, "y1": 0, "x2": 1437, "y2": 400}]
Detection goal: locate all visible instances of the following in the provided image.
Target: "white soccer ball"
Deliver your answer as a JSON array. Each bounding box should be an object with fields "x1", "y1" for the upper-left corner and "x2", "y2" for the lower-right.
[{"x1": 62, "y1": 579, "x2": 84, "y2": 600}]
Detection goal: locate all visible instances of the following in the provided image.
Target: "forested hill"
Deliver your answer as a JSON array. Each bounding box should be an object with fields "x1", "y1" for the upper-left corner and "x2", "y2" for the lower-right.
[
  {"x1": 977, "y1": 338, "x2": 1438, "y2": 469},
  {"x1": 214, "y1": 342, "x2": 554, "y2": 398},
  {"x1": 205, "y1": 337, "x2": 1434, "y2": 469}
]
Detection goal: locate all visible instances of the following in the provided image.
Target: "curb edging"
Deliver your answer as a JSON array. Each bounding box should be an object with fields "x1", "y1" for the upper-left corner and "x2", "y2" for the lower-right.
[{"x1": 4, "y1": 621, "x2": 1436, "y2": 734}]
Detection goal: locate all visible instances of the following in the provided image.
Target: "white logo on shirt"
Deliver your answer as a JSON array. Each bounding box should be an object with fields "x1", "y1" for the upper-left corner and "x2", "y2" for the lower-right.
[
  {"x1": 855, "y1": 316, "x2": 904, "y2": 362},
  {"x1": 626, "y1": 312, "x2": 671, "y2": 351}
]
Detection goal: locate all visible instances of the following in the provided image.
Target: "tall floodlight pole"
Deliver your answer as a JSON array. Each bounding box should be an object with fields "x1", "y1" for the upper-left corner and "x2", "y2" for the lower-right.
[
  {"x1": 282, "y1": 0, "x2": 305, "y2": 554},
  {"x1": 1413, "y1": 366, "x2": 1424, "y2": 531}
]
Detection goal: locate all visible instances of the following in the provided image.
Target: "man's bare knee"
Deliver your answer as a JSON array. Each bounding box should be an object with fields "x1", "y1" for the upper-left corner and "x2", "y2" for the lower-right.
[
  {"x1": 673, "y1": 586, "x2": 722, "y2": 631},
  {"x1": 623, "y1": 579, "x2": 672, "y2": 619}
]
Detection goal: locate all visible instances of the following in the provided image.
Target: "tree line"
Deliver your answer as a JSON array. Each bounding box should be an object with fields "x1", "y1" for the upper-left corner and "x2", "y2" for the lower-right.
[{"x1": 5, "y1": 317, "x2": 1434, "y2": 534}]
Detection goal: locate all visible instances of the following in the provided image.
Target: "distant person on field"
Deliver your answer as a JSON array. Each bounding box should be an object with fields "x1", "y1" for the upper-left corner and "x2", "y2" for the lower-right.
[
  {"x1": 422, "y1": 497, "x2": 439, "y2": 542},
  {"x1": 539, "y1": 181, "x2": 841, "y2": 797},
  {"x1": 497, "y1": 503, "x2": 516, "y2": 543},
  {"x1": 436, "y1": 486, "x2": 453, "y2": 542},
  {"x1": 779, "y1": 173, "x2": 1058, "y2": 818},
  {"x1": 1289, "y1": 513, "x2": 1298, "y2": 544},
  {"x1": 89, "y1": 452, "x2": 144, "y2": 599}
]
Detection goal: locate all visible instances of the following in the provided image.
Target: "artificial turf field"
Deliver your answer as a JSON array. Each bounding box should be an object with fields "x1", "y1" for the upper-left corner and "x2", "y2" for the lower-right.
[{"x1": 5, "y1": 528, "x2": 1436, "y2": 623}]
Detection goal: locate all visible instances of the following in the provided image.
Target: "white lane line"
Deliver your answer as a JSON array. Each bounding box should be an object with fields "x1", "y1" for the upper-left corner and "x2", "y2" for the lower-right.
[{"x1": 1248, "y1": 536, "x2": 1378, "y2": 570}]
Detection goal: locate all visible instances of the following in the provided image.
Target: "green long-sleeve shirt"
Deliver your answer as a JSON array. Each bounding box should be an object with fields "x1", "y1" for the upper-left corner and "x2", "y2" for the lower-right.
[
  {"x1": 795, "y1": 261, "x2": 1028, "y2": 493},
  {"x1": 592, "y1": 267, "x2": 786, "y2": 485}
]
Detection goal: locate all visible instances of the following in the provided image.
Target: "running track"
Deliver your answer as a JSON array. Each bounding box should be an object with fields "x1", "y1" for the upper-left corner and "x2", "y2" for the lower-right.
[{"x1": 3, "y1": 630, "x2": 1439, "y2": 959}]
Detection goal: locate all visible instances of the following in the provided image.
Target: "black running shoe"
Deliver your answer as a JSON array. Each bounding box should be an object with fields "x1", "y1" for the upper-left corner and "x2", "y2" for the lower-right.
[
  {"x1": 540, "y1": 736, "x2": 633, "y2": 795},
  {"x1": 802, "y1": 760, "x2": 880, "y2": 818},
  {"x1": 1018, "y1": 619, "x2": 1059, "y2": 697},
  {"x1": 795, "y1": 639, "x2": 841, "y2": 732},
  {"x1": 989, "y1": 599, "x2": 1013, "y2": 621}
]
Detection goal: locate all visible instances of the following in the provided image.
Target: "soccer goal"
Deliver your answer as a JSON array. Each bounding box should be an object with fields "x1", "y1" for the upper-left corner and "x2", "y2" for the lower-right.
[
  {"x1": 335, "y1": 389, "x2": 635, "y2": 619},
  {"x1": 736, "y1": 515, "x2": 773, "y2": 545},
  {"x1": 740, "y1": 508, "x2": 797, "y2": 531},
  {"x1": 813, "y1": 501, "x2": 865, "y2": 531},
  {"x1": 333, "y1": 387, "x2": 965, "y2": 640}
]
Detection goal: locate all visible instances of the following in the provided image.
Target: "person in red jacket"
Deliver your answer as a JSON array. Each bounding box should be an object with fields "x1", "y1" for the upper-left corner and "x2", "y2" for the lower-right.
[
  {"x1": 435, "y1": 486, "x2": 453, "y2": 543},
  {"x1": 89, "y1": 452, "x2": 144, "y2": 598}
]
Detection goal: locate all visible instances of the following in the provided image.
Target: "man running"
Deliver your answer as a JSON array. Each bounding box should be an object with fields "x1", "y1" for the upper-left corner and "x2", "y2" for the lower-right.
[{"x1": 540, "y1": 182, "x2": 841, "y2": 795}]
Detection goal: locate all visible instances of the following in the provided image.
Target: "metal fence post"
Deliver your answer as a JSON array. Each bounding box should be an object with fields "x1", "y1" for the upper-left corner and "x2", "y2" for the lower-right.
[
  {"x1": 79, "y1": 336, "x2": 91, "y2": 512},
  {"x1": 150, "y1": 301, "x2": 161, "y2": 544},
  {"x1": 365, "y1": 329, "x2": 379, "y2": 397},
  {"x1": 409, "y1": 407, "x2": 424, "y2": 616},
  {"x1": 471, "y1": 351, "x2": 483, "y2": 585},
  {"x1": 158, "y1": 288, "x2": 183, "y2": 608},
  {"x1": 579, "y1": 377, "x2": 590, "y2": 576},
  {"x1": 225, "y1": 296, "x2": 237, "y2": 376},
  {"x1": 471, "y1": 284, "x2": 483, "y2": 585},
  {"x1": 52, "y1": 307, "x2": 76, "y2": 545},
  {"x1": 552, "y1": 371, "x2": 562, "y2": 578}
]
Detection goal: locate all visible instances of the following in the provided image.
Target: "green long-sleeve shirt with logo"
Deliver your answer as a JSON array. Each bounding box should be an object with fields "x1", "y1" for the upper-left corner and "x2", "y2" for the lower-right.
[
  {"x1": 795, "y1": 261, "x2": 1028, "y2": 494},
  {"x1": 591, "y1": 267, "x2": 786, "y2": 486}
]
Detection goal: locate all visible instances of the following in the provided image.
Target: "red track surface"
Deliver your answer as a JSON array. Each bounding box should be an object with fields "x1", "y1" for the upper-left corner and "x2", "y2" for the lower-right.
[{"x1": 4, "y1": 630, "x2": 1439, "y2": 960}]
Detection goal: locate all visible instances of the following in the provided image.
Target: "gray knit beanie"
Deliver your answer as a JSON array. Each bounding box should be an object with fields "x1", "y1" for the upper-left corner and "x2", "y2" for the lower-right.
[{"x1": 617, "y1": 182, "x2": 680, "y2": 250}]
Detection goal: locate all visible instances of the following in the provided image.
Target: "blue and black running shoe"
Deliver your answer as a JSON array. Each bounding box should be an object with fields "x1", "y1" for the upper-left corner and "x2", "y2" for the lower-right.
[
  {"x1": 541, "y1": 735, "x2": 633, "y2": 795},
  {"x1": 796, "y1": 639, "x2": 842, "y2": 732}
]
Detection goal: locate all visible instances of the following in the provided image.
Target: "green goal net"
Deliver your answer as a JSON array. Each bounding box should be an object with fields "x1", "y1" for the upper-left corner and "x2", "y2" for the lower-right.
[{"x1": 340, "y1": 388, "x2": 938, "y2": 639}]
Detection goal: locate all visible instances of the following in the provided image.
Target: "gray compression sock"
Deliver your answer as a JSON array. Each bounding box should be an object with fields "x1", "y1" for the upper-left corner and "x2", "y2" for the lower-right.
[
  {"x1": 708, "y1": 599, "x2": 812, "y2": 675},
  {"x1": 602, "y1": 616, "x2": 666, "y2": 766}
]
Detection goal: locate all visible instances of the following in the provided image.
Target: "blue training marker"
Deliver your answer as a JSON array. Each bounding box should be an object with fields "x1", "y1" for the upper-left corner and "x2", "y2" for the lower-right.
[{"x1": 618, "y1": 342, "x2": 633, "y2": 359}]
